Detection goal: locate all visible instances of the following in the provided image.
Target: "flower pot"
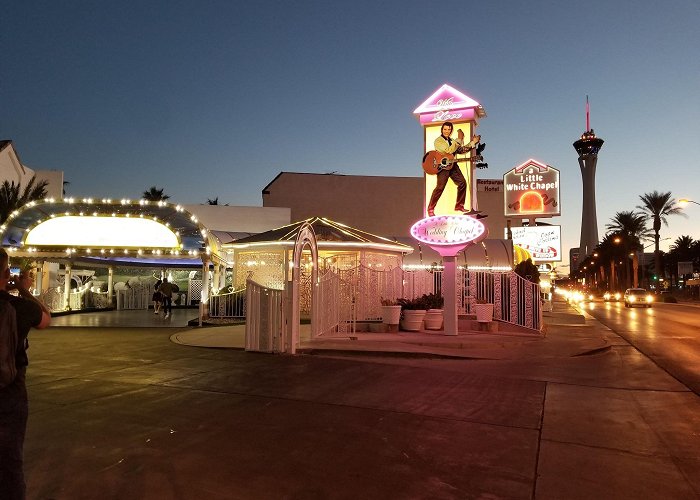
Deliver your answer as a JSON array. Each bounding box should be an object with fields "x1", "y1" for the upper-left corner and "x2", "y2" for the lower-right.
[
  {"x1": 400, "y1": 309, "x2": 426, "y2": 331},
  {"x1": 423, "y1": 309, "x2": 443, "y2": 330},
  {"x1": 474, "y1": 303, "x2": 494, "y2": 322},
  {"x1": 381, "y1": 305, "x2": 402, "y2": 326}
]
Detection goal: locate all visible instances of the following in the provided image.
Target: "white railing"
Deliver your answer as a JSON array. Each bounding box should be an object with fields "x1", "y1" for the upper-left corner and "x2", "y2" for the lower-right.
[
  {"x1": 41, "y1": 281, "x2": 113, "y2": 312},
  {"x1": 402, "y1": 268, "x2": 542, "y2": 332},
  {"x1": 243, "y1": 267, "x2": 541, "y2": 355},
  {"x1": 209, "y1": 288, "x2": 246, "y2": 319},
  {"x1": 115, "y1": 285, "x2": 153, "y2": 310},
  {"x1": 245, "y1": 279, "x2": 285, "y2": 353}
]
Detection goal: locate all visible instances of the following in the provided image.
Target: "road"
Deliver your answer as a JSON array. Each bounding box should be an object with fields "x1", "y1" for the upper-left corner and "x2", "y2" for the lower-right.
[{"x1": 580, "y1": 299, "x2": 700, "y2": 395}]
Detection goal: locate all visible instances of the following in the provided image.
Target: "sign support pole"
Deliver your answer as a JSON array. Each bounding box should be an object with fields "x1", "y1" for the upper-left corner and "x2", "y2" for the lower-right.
[{"x1": 443, "y1": 255, "x2": 458, "y2": 336}]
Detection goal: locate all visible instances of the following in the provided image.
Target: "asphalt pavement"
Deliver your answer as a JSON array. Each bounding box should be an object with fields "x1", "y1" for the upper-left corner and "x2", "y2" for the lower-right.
[{"x1": 22, "y1": 300, "x2": 700, "y2": 499}]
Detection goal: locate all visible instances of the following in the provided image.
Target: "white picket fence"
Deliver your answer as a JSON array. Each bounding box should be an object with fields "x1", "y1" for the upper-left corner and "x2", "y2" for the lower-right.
[
  {"x1": 244, "y1": 279, "x2": 285, "y2": 353},
  {"x1": 239, "y1": 266, "x2": 542, "y2": 353}
]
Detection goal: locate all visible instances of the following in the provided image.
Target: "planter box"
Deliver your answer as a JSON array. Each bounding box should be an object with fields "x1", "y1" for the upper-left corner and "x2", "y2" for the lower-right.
[
  {"x1": 424, "y1": 309, "x2": 443, "y2": 330},
  {"x1": 400, "y1": 309, "x2": 426, "y2": 331},
  {"x1": 474, "y1": 303, "x2": 494, "y2": 322},
  {"x1": 381, "y1": 305, "x2": 402, "y2": 326}
]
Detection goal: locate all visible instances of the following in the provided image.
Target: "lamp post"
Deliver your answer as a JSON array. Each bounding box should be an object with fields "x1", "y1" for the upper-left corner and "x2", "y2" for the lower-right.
[{"x1": 679, "y1": 198, "x2": 700, "y2": 207}]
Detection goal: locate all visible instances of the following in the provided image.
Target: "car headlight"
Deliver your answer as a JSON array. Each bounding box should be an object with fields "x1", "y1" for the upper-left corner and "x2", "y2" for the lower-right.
[
  {"x1": 646, "y1": 295, "x2": 653, "y2": 303},
  {"x1": 603, "y1": 293, "x2": 611, "y2": 300},
  {"x1": 614, "y1": 293, "x2": 621, "y2": 300},
  {"x1": 628, "y1": 296, "x2": 636, "y2": 302}
]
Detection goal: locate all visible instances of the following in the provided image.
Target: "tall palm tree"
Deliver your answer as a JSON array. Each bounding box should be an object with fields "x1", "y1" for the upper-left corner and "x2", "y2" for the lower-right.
[
  {"x1": 605, "y1": 210, "x2": 652, "y2": 246},
  {"x1": 637, "y1": 191, "x2": 686, "y2": 280},
  {"x1": 669, "y1": 235, "x2": 695, "y2": 256},
  {"x1": 142, "y1": 186, "x2": 170, "y2": 201},
  {"x1": 0, "y1": 175, "x2": 49, "y2": 224}
]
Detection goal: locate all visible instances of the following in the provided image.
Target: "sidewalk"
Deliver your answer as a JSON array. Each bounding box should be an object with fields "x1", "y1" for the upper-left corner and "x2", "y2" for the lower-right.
[
  {"x1": 171, "y1": 300, "x2": 610, "y2": 360},
  {"x1": 24, "y1": 300, "x2": 700, "y2": 499}
]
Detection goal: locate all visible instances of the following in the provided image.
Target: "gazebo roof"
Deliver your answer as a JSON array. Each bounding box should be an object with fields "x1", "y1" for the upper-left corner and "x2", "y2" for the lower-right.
[
  {"x1": 0, "y1": 198, "x2": 224, "y2": 265},
  {"x1": 225, "y1": 217, "x2": 413, "y2": 254}
]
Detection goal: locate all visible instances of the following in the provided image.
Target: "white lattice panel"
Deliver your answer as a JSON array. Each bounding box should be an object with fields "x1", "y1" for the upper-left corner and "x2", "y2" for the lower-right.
[{"x1": 235, "y1": 251, "x2": 285, "y2": 290}]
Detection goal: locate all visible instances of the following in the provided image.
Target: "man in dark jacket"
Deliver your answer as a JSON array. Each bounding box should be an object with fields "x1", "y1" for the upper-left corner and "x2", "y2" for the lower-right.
[{"x1": 0, "y1": 248, "x2": 51, "y2": 499}]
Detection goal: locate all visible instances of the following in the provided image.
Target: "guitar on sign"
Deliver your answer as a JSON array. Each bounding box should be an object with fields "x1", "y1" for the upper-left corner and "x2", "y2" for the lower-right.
[{"x1": 422, "y1": 135, "x2": 485, "y2": 175}]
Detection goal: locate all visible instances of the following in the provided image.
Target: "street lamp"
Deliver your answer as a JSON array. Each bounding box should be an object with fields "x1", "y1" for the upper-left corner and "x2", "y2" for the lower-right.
[{"x1": 679, "y1": 198, "x2": 700, "y2": 207}]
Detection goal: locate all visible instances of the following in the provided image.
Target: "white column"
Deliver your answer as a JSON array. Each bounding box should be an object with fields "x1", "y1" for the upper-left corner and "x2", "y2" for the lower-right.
[
  {"x1": 219, "y1": 265, "x2": 226, "y2": 290},
  {"x1": 108, "y1": 266, "x2": 114, "y2": 306},
  {"x1": 35, "y1": 261, "x2": 44, "y2": 295},
  {"x1": 202, "y1": 260, "x2": 211, "y2": 302},
  {"x1": 199, "y1": 260, "x2": 210, "y2": 326},
  {"x1": 64, "y1": 264, "x2": 72, "y2": 310},
  {"x1": 443, "y1": 255, "x2": 458, "y2": 336},
  {"x1": 213, "y1": 264, "x2": 220, "y2": 293}
]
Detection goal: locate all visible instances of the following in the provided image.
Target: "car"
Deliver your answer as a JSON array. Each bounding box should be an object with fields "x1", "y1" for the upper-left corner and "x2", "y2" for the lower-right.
[
  {"x1": 623, "y1": 288, "x2": 653, "y2": 308},
  {"x1": 603, "y1": 291, "x2": 621, "y2": 302}
]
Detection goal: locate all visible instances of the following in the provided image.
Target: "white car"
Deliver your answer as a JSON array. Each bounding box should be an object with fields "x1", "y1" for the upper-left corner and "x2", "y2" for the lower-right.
[{"x1": 623, "y1": 288, "x2": 653, "y2": 308}]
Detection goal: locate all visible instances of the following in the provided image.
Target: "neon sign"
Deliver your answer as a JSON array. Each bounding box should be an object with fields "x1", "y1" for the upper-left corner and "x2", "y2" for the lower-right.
[
  {"x1": 503, "y1": 159, "x2": 561, "y2": 217},
  {"x1": 411, "y1": 216, "x2": 486, "y2": 246},
  {"x1": 413, "y1": 84, "x2": 483, "y2": 125}
]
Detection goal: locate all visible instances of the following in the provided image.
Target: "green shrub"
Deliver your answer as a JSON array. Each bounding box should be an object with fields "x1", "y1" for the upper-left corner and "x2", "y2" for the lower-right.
[{"x1": 397, "y1": 293, "x2": 443, "y2": 310}]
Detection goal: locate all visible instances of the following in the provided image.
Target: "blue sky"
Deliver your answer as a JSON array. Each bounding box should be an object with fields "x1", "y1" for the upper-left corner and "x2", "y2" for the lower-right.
[{"x1": 2, "y1": 0, "x2": 699, "y2": 264}]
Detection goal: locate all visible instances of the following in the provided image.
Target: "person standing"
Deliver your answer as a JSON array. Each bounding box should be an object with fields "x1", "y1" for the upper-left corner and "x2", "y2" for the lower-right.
[
  {"x1": 152, "y1": 279, "x2": 163, "y2": 315},
  {"x1": 158, "y1": 278, "x2": 174, "y2": 319},
  {"x1": 0, "y1": 249, "x2": 51, "y2": 499},
  {"x1": 427, "y1": 121, "x2": 470, "y2": 217}
]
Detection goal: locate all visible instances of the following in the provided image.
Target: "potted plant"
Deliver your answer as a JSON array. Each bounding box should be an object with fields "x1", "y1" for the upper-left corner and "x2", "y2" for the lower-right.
[
  {"x1": 397, "y1": 295, "x2": 428, "y2": 331},
  {"x1": 473, "y1": 298, "x2": 494, "y2": 323},
  {"x1": 380, "y1": 297, "x2": 402, "y2": 327},
  {"x1": 422, "y1": 292, "x2": 444, "y2": 330}
]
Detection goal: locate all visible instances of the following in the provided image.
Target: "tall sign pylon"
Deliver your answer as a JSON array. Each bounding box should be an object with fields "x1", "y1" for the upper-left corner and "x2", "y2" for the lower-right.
[{"x1": 573, "y1": 97, "x2": 604, "y2": 266}]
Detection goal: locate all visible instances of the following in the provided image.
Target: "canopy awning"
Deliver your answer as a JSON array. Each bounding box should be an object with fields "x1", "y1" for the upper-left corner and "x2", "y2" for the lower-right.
[
  {"x1": 225, "y1": 217, "x2": 413, "y2": 254},
  {"x1": 1, "y1": 198, "x2": 227, "y2": 266},
  {"x1": 398, "y1": 237, "x2": 514, "y2": 269}
]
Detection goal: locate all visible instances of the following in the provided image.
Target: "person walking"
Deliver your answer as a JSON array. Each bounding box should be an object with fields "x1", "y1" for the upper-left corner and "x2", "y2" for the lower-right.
[
  {"x1": 158, "y1": 278, "x2": 174, "y2": 319},
  {"x1": 0, "y1": 249, "x2": 51, "y2": 499}
]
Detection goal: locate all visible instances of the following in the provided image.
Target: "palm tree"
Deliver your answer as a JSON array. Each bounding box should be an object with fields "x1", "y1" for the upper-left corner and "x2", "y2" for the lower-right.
[
  {"x1": 637, "y1": 191, "x2": 686, "y2": 281},
  {"x1": 605, "y1": 211, "x2": 651, "y2": 243},
  {"x1": 594, "y1": 233, "x2": 625, "y2": 291},
  {"x1": 667, "y1": 236, "x2": 696, "y2": 286},
  {"x1": 207, "y1": 197, "x2": 219, "y2": 205},
  {"x1": 604, "y1": 211, "x2": 651, "y2": 288},
  {"x1": 142, "y1": 186, "x2": 170, "y2": 201},
  {"x1": 0, "y1": 175, "x2": 49, "y2": 224}
]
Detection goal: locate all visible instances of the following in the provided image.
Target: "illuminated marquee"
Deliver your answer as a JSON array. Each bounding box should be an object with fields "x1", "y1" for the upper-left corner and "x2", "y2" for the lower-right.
[
  {"x1": 508, "y1": 225, "x2": 562, "y2": 262},
  {"x1": 413, "y1": 83, "x2": 485, "y2": 125},
  {"x1": 25, "y1": 216, "x2": 180, "y2": 248},
  {"x1": 411, "y1": 215, "x2": 486, "y2": 246},
  {"x1": 503, "y1": 159, "x2": 561, "y2": 217}
]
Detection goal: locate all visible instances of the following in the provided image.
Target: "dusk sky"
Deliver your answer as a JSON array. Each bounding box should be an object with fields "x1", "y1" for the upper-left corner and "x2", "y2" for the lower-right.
[{"x1": 3, "y1": 0, "x2": 699, "y2": 266}]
